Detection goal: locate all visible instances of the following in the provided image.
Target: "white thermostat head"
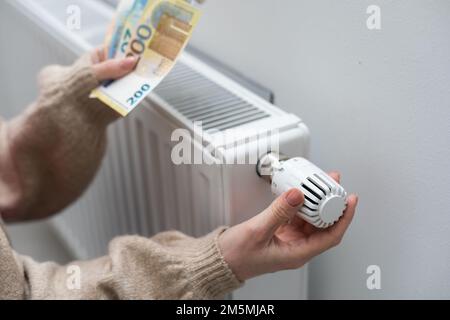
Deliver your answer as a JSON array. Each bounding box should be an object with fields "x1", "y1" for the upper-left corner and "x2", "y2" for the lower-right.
[{"x1": 257, "y1": 153, "x2": 348, "y2": 228}]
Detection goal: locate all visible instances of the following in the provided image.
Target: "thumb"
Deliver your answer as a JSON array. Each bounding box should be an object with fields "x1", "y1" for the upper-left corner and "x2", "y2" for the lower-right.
[
  {"x1": 253, "y1": 189, "x2": 304, "y2": 239},
  {"x1": 92, "y1": 56, "x2": 138, "y2": 82}
]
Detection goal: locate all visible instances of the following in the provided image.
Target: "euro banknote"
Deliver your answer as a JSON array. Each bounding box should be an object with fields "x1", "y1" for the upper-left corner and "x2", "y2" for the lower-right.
[
  {"x1": 112, "y1": 0, "x2": 150, "y2": 59},
  {"x1": 105, "y1": 0, "x2": 203, "y2": 60},
  {"x1": 92, "y1": 0, "x2": 201, "y2": 116},
  {"x1": 106, "y1": 0, "x2": 136, "y2": 59},
  {"x1": 110, "y1": 0, "x2": 204, "y2": 59}
]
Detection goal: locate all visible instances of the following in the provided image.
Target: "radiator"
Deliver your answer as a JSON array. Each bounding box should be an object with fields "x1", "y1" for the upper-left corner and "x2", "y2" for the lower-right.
[{"x1": 1, "y1": 0, "x2": 310, "y2": 299}]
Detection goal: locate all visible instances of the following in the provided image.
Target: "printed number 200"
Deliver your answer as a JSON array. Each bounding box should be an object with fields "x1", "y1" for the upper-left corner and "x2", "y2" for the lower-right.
[{"x1": 127, "y1": 84, "x2": 151, "y2": 106}]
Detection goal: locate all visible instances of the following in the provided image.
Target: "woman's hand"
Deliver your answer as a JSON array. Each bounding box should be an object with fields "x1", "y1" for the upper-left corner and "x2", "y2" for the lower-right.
[
  {"x1": 219, "y1": 172, "x2": 358, "y2": 281},
  {"x1": 90, "y1": 47, "x2": 137, "y2": 82}
]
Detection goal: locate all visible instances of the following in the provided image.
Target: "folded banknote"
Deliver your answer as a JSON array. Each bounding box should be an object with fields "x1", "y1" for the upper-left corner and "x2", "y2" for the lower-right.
[{"x1": 91, "y1": 0, "x2": 201, "y2": 116}]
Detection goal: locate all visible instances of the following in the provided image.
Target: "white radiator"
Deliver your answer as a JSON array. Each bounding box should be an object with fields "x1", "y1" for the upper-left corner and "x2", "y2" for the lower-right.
[{"x1": 1, "y1": 0, "x2": 310, "y2": 299}]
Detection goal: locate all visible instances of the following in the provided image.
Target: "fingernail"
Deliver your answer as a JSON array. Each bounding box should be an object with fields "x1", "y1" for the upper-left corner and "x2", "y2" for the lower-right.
[{"x1": 285, "y1": 189, "x2": 303, "y2": 207}]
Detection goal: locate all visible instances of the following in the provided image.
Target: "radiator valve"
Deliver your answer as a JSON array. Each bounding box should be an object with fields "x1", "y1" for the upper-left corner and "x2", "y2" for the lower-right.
[{"x1": 257, "y1": 152, "x2": 348, "y2": 228}]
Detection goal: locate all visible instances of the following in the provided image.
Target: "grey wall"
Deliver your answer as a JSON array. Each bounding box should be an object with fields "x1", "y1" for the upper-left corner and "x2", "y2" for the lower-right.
[{"x1": 190, "y1": 0, "x2": 450, "y2": 299}]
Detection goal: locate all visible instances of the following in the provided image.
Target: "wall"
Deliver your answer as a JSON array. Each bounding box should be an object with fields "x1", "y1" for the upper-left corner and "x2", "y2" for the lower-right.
[{"x1": 190, "y1": 0, "x2": 450, "y2": 299}]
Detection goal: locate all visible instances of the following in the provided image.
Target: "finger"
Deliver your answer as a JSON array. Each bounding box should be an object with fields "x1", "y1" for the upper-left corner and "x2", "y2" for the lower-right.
[
  {"x1": 328, "y1": 171, "x2": 341, "y2": 184},
  {"x1": 91, "y1": 47, "x2": 107, "y2": 64},
  {"x1": 290, "y1": 215, "x2": 306, "y2": 229},
  {"x1": 276, "y1": 215, "x2": 305, "y2": 238},
  {"x1": 312, "y1": 194, "x2": 358, "y2": 252},
  {"x1": 292, "y1": 194, "x2": 358, "y2": 258},
  {"x1": 92, "y1": 56, "x2": 138, "y2": 82},
  {"x1": 326, "y1": 194, "x2": 358, "y2": 240},
  {"x1": 302, "y1": 221, "x2": 321, "y2": 236},
  {"x1": 273, "y1": 194, "x2": 357, "y2": 269},
  {"x1": 250, "y1": 189, "x2": 304, "y2": 240}
]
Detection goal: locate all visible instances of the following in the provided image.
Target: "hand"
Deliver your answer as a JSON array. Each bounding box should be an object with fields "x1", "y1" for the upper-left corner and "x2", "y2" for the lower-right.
[
  {"x1": 90, "y1": 47, "x2": 138, "y2": 82},
  {"x1": 81, "y1": 47, "x2": 138, "y2": 121},
  {"x1": 219, "y1": 172, "x2": 358, "y2": 281}
]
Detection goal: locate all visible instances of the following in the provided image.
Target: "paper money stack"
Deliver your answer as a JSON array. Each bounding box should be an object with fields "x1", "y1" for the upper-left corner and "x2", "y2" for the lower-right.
[{"x1": 91, "y1": 0, "x2": 202, "y2": 116}]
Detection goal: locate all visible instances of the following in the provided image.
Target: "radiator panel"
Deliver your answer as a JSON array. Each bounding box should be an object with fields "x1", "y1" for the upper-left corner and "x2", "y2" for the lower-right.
[{"x1": 52, "y1": 106, "x2": 227, "y2": 259}]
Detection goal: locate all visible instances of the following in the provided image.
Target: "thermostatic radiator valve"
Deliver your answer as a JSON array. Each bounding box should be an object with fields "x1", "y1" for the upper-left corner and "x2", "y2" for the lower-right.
[{"x1": 257, "y1": 152, "x2": 348, "y2": 228}]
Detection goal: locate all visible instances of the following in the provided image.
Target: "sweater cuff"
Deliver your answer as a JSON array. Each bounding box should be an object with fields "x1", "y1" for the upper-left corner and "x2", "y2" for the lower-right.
[
  {"x1": 65, "y1": 54, "x2": 120, "y2": 124},
  {"x1": 187, "y1": 227, "x2": 244, "y2": 299},
  {"x1": 38, "y1": 54, "x2": 120, "y2": 125},
  {"x1": 63, "y1": 53, "x2": 100, "y2": 101}
]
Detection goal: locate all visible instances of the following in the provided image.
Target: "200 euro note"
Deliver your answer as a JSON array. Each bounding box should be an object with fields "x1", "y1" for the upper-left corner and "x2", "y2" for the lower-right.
[
  {"x1": 107, "y1": 0, "x2": 202, "y2": 60},
  {"x1": 112, "y1": 0, "x2": 150, "y2": 59},
  {"x1": 105, "y1": 0, "x2": 136, "y2": 59},
  {"x1": 91, "y1": 0, "x2": 201, "y2": 116}
]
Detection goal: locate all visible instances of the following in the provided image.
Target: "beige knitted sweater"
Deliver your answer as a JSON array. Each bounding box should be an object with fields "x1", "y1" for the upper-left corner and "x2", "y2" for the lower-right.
[{"x1": 0, "y1": 55, "x2": 242, "y2": 299}]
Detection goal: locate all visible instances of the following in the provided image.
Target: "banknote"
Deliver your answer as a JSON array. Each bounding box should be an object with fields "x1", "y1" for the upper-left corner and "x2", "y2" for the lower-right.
[
  {"x1": 92, "y1": 0, "x2": 201, "y2": 116},
  {"x1": 110, "y1": 0, "x2": 201, "y2": 59},
  {"x1": 106, "y1": 0, "x2": 136, "y2": 59},
  {"x1": 114, "y1": 0, "x2": 150, "y2": 59}
]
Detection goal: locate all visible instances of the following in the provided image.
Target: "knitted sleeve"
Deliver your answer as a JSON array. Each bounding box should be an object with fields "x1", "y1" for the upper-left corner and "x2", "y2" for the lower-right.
[
  {"x1": 0, "y1": 54, "x2": 118, "y2": 222},
  {"x1": 17, "y1": 227, "x2": 242, "y2": 299}
]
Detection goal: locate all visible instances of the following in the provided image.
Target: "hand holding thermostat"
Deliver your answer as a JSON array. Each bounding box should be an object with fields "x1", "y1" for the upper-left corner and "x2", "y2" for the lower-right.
[{"x1": 219, "y1": 172, "x2": 358, "y2": 282}]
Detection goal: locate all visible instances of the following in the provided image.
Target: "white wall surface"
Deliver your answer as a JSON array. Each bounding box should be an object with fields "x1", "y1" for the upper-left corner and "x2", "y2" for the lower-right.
[{"x1": 190, "y1": 0, "x2": 450, "y2": 299}]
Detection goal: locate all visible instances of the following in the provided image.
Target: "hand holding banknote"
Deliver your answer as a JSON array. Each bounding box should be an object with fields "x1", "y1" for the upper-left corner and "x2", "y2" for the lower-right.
[
  {"x1": 91, "y1": 0, "x2": 202, "y2": 116},
  {"x1": 91, "y1": 47, "x2": 138, "y2": 82}
]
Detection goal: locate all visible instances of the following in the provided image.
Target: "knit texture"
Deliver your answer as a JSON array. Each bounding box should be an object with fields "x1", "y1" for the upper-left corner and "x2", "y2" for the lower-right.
[
  {"x1": 0, "y1": 55, "x2": 242, "y2": 299},
  {"x1": 0, "y1": 54, "x2": 119, "y2": 222}
]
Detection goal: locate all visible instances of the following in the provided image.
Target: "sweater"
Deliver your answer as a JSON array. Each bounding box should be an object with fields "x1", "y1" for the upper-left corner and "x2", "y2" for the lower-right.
[{"x1": 0, "y1": 54, "x2": 242, "y2": 299}]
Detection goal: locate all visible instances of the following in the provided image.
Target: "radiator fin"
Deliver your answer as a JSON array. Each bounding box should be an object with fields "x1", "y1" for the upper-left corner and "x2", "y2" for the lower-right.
[{"x1": 155, "y1": 64, "x2": 270, "y2": 132}]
